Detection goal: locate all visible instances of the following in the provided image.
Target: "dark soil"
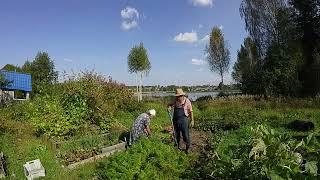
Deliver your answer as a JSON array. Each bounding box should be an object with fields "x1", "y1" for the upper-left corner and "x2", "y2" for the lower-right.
[
  {"x1": 171, "y1": 129, "x2": 211, "y2": 154},
  {"x1": 189, "y1": 129, "x2": 211, "y2": 154}
]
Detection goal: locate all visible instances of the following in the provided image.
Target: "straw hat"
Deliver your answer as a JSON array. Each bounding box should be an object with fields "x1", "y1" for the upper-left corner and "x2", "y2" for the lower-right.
[
  {"x1": 148, "y1": 109, "x2": 156, "y2": 116},
  {"x1": 175, "y1": 88, "x2": 186, "y2": 97}
]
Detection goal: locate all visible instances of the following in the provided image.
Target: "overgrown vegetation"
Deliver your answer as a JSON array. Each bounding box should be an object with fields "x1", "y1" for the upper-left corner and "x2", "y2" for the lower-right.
[
  {"x1": 11, "y1": 71, "x2": 136, "y2": 140},
  {"x1": 188, "y1": 97, "x2": 320, "y2": 179},
  {"x1": 1, "y1": 91, "x2": 320, "y2": 179}
]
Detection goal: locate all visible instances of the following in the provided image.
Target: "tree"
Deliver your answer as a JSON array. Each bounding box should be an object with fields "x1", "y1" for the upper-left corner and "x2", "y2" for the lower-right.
[
  {"x1": 205, "y1": 27, "x2": 230, "y2": 88},
  {"x1": 288, "y1": 0, "x2": 320, "y2": 95},
  {"x1": 21, "y1": 60, "x2": 33, "y2": 74},
  {"x1": 29, "y1": 52, "x2": 58, "y2": 94},
  {"x1": 128, "y1": 43, "x2": 151, "y2": 101},
  {"x1": 232, "y1": 37, "x2": 258, "y2": 83},
  {"x1": 240, "y1": 0, "x2": 288, "y2": 57},
  {"x1": 290, "y1": 0, "x2": 320, "y2": 66},
  {"x1": 232, "y1": 37, "x2": 263, "y2": 94},
  {"x1": 1, "y1": 64, "x2": 22, "y2": 72},
  {"x1": 0, "y1": 72, "x2": 11, "y2": 88},
  {"x1": 261, "y1": 44, "x2": 302, "y2": 96}
]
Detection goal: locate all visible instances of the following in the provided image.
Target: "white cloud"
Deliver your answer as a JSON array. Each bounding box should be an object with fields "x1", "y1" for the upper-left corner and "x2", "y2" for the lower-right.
[
  {"x1": 191, "y1": 58, "x2": 206, "y2": 65},
  {"x1": 63, "y1": 58, "x2": 73, "y2": 62},
  {"x1": 174, "y1": 31, "x2": 198, "y2": 43},
  {"x1": 199, "y1": 34, "x2": 209, "y2": 44},
  {"x1": 120, "y1": 6, "x2": 140, "y2": 31},
  {"x1": 198, "y1": 24, "x2": 203, "y2": 29},
  {"x1": 121, "y1": 20, "x2": 138, "y2": 31},
  {"x1": 121, "y1": 7, "x2": 139, "y2": 19},
  {"x1": 196, "y1": 68, "x2": 204, "y2": 72},
  {"x1": 191, "y1": 0, "x2": 213, "y2": 7}
]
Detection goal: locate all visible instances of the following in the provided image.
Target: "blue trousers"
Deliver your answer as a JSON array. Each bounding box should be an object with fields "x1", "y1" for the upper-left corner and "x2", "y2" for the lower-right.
[{"x1": 173, "y1": 118, "x2": 190, "y2": 146}]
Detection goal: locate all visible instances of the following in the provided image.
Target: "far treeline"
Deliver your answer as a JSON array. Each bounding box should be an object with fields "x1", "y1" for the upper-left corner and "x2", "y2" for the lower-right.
[
  {"x1": 127, "y1": 85, "x2": 238, "y2": 93},
  {"x1": 232, "y1": 0, "x2": 320, "y2": 97}
]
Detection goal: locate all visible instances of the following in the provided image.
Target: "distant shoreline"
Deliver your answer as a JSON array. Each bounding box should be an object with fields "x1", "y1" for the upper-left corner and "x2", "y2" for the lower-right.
[{"x1": 140, "y1": 90, "x2": 241, "y2": 94}]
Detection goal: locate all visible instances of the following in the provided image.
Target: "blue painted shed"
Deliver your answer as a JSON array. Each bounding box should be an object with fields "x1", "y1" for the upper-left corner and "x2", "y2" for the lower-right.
[{"x1": 0, "y1": 70, "x2": 32, "y2": 92}]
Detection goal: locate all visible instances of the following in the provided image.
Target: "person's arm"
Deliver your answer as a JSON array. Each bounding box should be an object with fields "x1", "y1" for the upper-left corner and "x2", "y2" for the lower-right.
[
  {"x1": 190, "y1": 111, "x2": 194, "y2": 128},
  {"x1": 144, "y1": 125, "x2": 151, "y2": 136},
  {"x1": 144, "y1": 118, "x2": 151, "y2": 136},
  {"x1": 187, "y1": 99, "x2": 194, "y2": 128},
  {"x1": 167, "y1": 99, "x2": 175, "y2": 111}
]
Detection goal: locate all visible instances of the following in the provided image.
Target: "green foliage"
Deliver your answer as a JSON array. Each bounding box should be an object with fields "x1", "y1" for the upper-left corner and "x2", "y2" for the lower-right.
[
  {"x1": 260, "y1": 44, "x2": 302, "y2": 96},
  {"x1": 1, "y1": 64, "x2": 22, "y2": 72},
  {"x1": 240, "y1": 0, "x2": 288, "y2": 56},
  {"x1": 1, "y1": 52, "x2": 59, "y2": 96},
  {"x1": 62, "y1": 71, "x2": 135, "y2": 131},
  {"x1": 239, "y1": 0, "x2": 320, "y2": 96},
  {"x1": 28, "y1": 52, "x2": 58, "y2": 94},
  {"x1": 206, "y1": 27, "x2": 230, "y2": 85},
  {"x1": 191, "y1": 97, "x2": 320, "y2": 179},
  {"x1": 232, "y1": 37, "x2": 263, "y2": 94},
  {"x1": 127, "y1": 43, "x2": 151, "y2": 74},
  {"x1": 0, "y1": 71, "x2": 11, "y2": 88},
  {"x1": 232, "y1": 37, "x2": 259, "y2": 84},
  {"x1": 27, "y1": 95, "x2": 80, "y2": 138},
  {"x1": 0, "y1": 131, "x2": 63, "y2": 179},
  {"x1": 192, "y1": 124, "x2": 320, "y2": 179},
  {"x1": 232, "y1": 39, "x2": 303, "y2": 96},
  {"x1": 18, "y1": 71, "x2": 135, "y2": 139},
  {"x1": 2, "y1": 95, "x2": 320, "y2": 179},
  {"x1": 290, "y1": 0, "x2": 320, "y2": 66},
  {"x1": 195, "y1": 97, "x2": 320, "y2": 133},
  {"x1": 127, "y1": 43, "x2": 151, "y2": 101},
  {"x1": 96, "y1": 138, "x2": 190, "y2": 180}
]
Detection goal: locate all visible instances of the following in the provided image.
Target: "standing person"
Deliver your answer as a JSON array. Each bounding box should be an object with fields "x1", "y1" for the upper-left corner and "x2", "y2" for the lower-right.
[
  {"x1": 168, "y1": 89, "x2": 194, "y2": 153},
  {"x1": 130, "y1": 109, "x2": 156, "y2": 144}
]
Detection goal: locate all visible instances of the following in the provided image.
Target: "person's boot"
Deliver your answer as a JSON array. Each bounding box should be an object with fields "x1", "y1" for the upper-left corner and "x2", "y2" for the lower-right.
[
  {"x1": 175, "y1": 143, "x2": 181, "y2": 150},
  {"x1": 185, "y1": 144, "x2": 190, "y2": 154}
]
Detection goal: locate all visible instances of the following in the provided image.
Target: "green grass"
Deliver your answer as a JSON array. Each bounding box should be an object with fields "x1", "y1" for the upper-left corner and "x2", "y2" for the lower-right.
[
  {"x1": 0, "y1": 131, "x2": 63, "y2": 179},
  {"x1": 0, "y1": 129, "x2": 100, "y2": 179}
]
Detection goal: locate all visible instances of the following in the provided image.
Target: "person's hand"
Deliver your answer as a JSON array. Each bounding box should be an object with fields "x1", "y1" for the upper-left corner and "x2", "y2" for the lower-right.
[{"x1": 189, "y1": 120, "x2": 194, "y2": 128}]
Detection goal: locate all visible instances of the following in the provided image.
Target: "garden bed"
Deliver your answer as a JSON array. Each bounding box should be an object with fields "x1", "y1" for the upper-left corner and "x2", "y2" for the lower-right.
[
  {"x1": 42, "y1": 132, "x2": 124, "y2": 166},
  {"x1": 66, "y1": 142, "x2": 126, "y2": 170}
]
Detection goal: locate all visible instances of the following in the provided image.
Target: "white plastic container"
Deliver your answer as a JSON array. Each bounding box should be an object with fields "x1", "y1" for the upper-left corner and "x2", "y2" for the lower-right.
[{"x1": 23, "y1": 159, "x2": 45, "y2": 180}]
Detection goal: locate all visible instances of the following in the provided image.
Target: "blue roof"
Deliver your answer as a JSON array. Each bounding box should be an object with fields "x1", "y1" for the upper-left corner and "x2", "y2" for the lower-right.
[{"x1": 0, "y1": 70, "x2": 32, "y2": 92}]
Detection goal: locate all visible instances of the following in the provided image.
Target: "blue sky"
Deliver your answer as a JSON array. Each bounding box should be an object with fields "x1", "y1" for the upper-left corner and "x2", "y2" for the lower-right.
[{"x1": 0, "y1": 0, "x2": 247, "y2": 86}]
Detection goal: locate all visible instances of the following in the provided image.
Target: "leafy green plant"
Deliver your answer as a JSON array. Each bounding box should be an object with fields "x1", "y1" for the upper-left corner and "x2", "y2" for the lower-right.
[
  {"x1": 96, "y1": 138, "x2": 190, "y2": 179},
  {"x1": 193, "y1": 124, "x2": 319, "y2": 179}
]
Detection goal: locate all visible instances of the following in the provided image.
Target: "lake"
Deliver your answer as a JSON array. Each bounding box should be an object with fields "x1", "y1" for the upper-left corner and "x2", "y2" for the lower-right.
[{"x1": 141, "y1": 92, "x2": 220, "y2": 101}]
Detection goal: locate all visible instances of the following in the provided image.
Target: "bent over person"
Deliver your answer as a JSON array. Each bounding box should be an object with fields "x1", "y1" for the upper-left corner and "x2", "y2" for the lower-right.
[
  {"x1": 168, "y1": 89, "x2": 194, "y2": 153},
  {"x1": 130, "y1": 109, "x2": 156, "y2": 144}
]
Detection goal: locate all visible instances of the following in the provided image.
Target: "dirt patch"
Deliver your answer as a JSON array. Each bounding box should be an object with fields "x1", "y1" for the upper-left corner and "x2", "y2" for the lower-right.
[
  {"x1": 164, "y1": 127, "x2": 211, "y2": 154},
  {"x1": 190, "y1": 129, "x2": 211, "y2": 154}
]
